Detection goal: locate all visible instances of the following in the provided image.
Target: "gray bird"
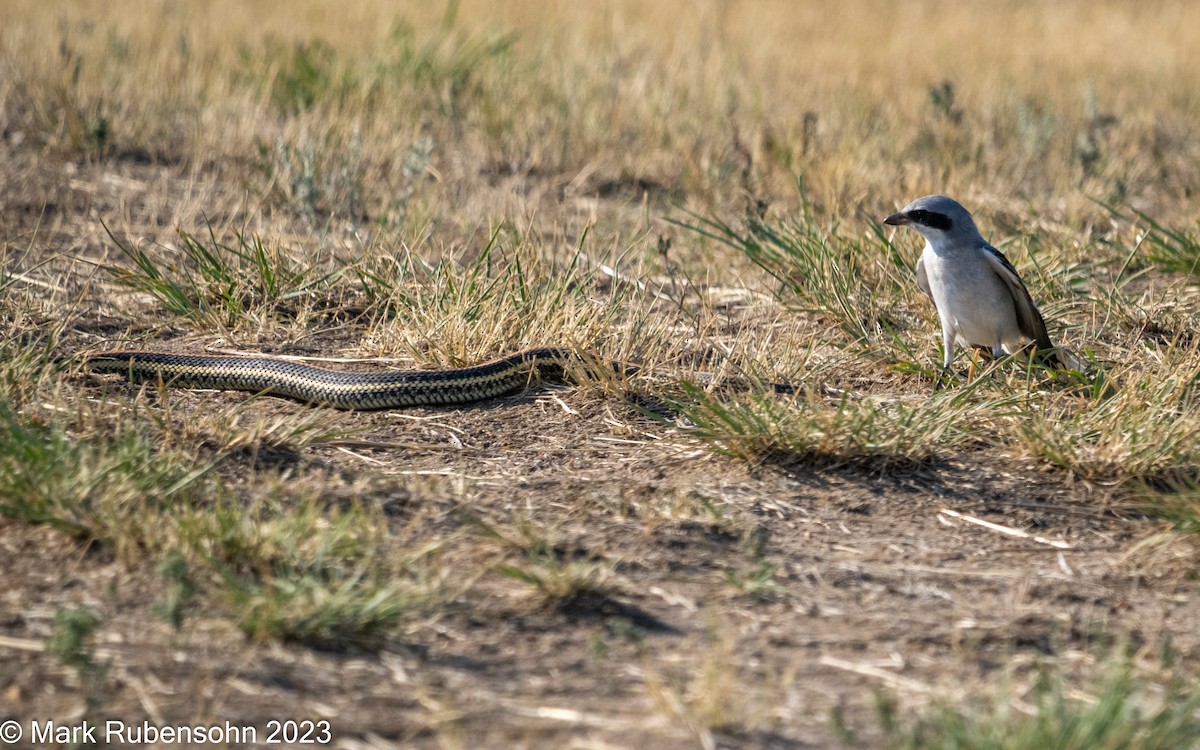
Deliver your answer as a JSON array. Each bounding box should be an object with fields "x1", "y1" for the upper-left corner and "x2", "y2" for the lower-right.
[{"x1": 884, "y1": 195, "x2": 1064, "y2": 388}]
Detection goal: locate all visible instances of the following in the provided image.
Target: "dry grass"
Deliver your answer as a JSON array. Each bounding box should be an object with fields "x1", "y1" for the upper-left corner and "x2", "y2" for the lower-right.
[{"x1": 4, "y1": 0, "x2": 1200, "y2": 746}]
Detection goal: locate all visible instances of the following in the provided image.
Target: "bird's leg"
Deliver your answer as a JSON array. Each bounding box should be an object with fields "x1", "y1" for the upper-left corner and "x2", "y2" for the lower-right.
[
  {"x1": 967, "y1": 350, "x2": 981, "y2": 383},
  {"x1": 933, "y1": 327, "x2": 957, "y2": 392},
  {"x1": 992, "y1": 342, "x2": 1008, "y2": 382},
  {"x1": 932, "y1": 367, "x2": 949, "y2": 392},
  {"x1": 968, "y1": 343, "x2": 1003, "y2": 383}
]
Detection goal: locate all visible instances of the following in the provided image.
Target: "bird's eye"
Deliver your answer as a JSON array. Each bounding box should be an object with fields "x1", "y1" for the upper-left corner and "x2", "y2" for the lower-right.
[{"x1": 909, "y1": 209, "x2": 952, "y2": 231}]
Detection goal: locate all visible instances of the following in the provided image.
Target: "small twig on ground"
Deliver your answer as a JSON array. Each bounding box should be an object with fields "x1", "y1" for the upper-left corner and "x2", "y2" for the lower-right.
[{"x1": 938, "y1": 508, "x2": 1073, "y2": 549}]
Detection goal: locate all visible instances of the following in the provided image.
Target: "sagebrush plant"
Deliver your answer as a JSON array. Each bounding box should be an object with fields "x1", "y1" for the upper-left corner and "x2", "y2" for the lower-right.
[
  {"x1": 45, "y1": 607, "x2": 108, "y2": 710},
  {"x1": 257, "y1": 129, "x2": 436, "y2": 227},
  {"x1": 155, "y1": 549, "x2": 198, "y2": 632}
]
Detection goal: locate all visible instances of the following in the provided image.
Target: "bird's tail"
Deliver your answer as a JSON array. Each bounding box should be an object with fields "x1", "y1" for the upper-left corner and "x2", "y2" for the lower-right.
[
  {"x1": 1044, "y1": 345, "x2": 1080, "y2": 371},
  {"x1": 1037, "y1": 345, "x2": 1119, "y2": 397}
]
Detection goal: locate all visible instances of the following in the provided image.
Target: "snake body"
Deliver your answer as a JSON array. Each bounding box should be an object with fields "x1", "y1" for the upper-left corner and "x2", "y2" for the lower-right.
[{"x1": 84, "y1": 348, "x2": 603, "y2": 410}]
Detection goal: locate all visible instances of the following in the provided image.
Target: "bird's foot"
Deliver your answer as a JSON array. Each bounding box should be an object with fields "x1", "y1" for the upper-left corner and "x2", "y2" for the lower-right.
[{"x1": 932, "y1": 367, "x2": 952, "y2": 393}]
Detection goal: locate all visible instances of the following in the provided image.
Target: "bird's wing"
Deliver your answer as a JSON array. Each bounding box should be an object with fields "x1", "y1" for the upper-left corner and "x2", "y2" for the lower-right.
[
  {"x1": 979, "y1": 244, "x2": 1055, "y2": 351},
  {"x1": 915, "y1": 255, "x2": 932, "y2": 299}
]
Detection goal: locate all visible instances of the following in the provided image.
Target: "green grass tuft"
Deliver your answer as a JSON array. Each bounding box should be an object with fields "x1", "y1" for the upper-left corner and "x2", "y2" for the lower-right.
[
  {"x1": 0, "y1": 405, "x2": 214, "y2": 554},
  {"x1": 672, "y1": 186, "x2": 915, "y2": 356},
  {"x1": 669, "y1": 381, "x2": 1013, "y2": 467},
  {"x1": 877, "y1": 662, "x2": 1200, "y2": 750},
  {"x1": 229, "y1": 572, "x2": 411, "y2": 650},
  {"x1": 103, "y1": 219, "x2": 343, "y2": 330}
]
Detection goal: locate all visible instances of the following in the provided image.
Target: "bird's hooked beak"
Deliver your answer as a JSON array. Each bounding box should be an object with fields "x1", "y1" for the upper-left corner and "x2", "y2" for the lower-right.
[{"x1": 883, "y1": 210, "x2": 910, "y2": 227}]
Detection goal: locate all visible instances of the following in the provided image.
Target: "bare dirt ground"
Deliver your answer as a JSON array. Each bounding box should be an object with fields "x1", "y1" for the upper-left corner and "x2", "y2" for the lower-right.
[{"x1": 4, "y1": 146, "x2": 1200, "y2": 749}]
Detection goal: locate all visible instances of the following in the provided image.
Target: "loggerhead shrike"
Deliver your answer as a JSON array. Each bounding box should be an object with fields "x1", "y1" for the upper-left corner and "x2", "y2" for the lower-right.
[{"x1": 884, "y1": 195, "x2": 1066, "y2": 388}]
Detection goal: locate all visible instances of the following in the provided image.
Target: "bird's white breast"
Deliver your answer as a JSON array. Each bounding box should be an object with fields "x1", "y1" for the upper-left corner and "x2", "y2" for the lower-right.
[{"x1": 921, "y1": 241, "x2": 1022, "y2": 350}]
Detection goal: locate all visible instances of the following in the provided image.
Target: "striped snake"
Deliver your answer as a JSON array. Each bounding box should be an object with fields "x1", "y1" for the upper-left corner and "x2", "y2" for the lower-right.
[{"x1": 84, "y1": 348, "x2": 631, "y2": 410}]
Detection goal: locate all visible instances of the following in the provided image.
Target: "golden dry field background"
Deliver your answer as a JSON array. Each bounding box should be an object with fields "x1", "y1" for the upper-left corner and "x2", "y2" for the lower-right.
[{"x1": 4, "y1": 1, "x2": 1200, "y2": 747}]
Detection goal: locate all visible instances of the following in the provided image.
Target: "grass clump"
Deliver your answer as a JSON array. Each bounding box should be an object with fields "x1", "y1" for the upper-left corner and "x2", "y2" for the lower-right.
[
  {"x1": 104, "y1": 221, "x2": 343, "y2": 330},
  {"x1": 265, "y1": 38, "x2": 346, "y2": 116},
  {"x1": 229, "y1": 572, "x2": 413, "y2": 650},
  {"x1": 357, "y1": 221, "x2": 633, "y2": 367},
  {"x1": 0, "y1": 405, "x2": 214, "y2": 557},
  {"x1": 180, "y1": 491, "x2": 451, "y2": 650},
  {"x1": 464, "y1": 512, "x2": 615, "y2": 606},
  {"x1": 673, "y1": 187, "x2": 916, "y2": 356},
  {"x1": 494, "y1": 546, "x2": 614, "y2": 606},
  {"x1": 0, "y1": 400, "x2": 447, "y2": 650},
  {"x1": 373, "y1": 14, "x2": 517, "y2": 118},
  {"x1": 671, "y1": 382, "x2": 1011, "y2": 467},
  {"x1": 876, "y1": 662, "x2": 1200, "y2": 750},
  {"x1": 1124, "y1": 206, "x2": 1200, "y2": 281},
  {"x1": 1016, "y1": 361, "x2": 1200, "y2": 484}
]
